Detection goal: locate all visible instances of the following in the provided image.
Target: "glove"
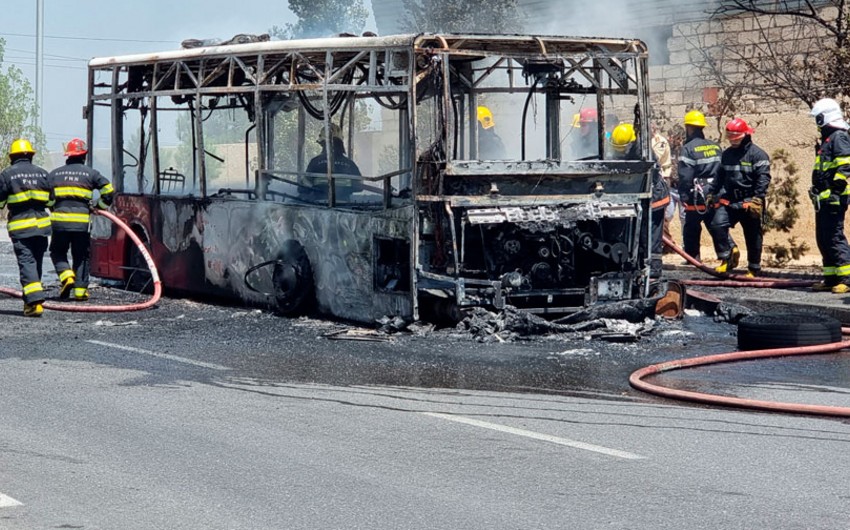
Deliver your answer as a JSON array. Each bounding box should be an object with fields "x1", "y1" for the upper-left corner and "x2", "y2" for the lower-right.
[{"x1": 747, "y1": 197, "x2": 763, "y2": 219}]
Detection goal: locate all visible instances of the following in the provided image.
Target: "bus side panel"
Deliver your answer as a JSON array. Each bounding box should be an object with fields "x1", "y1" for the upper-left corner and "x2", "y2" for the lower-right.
[{"x1": 201, "y1": 201, "x2": 415, "y2": 322}]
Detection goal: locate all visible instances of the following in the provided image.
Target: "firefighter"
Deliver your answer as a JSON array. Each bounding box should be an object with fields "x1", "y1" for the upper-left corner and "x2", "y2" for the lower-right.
[
  {"x1": 677, "y1": 110, "x2": 738, "y2": 265},
  {"x1": 48, "y1": 138, "x2": 114, "y2": 301},
  {"x1": 305, "y1": 122, "x2": 361, "y2": 202},
  {"x1": 809, "y1": 98, "x2": 850, "y2": 293},
  {"x1": 650, "y1": 123, "x2": 674, "y2": 248},
  {"x1": 571, "y1": 107, "x2": 599, "y2": 159},
  {"x1": 0, "y1": 139, "x2": 53, "y2": 316},
  {"x1": 609, "y1": 123, "x2": 669, "y2": 278},
  {"x1": 706, "y1": 118, "x2": 771, "y2": 277},
  {"x1": 476, "y1": 106, "x2": 506, "y2": 159}
]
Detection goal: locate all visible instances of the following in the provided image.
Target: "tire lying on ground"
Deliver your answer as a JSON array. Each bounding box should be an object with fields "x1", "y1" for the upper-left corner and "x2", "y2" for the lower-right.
[{"x1": 737, "y1": 312, "x2": 841, "y2": 351}]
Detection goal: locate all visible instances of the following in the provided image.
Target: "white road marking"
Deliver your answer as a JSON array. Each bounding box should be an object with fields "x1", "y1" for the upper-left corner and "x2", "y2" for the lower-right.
[
  {"x1": 0, "y1": 493, "x2": 23, "y2": 508},
  {"x1": 86, "y1": 340, "x2": 229, "y2": 371},
  {"x1": 422, "y1": 412, "x2": 645, "y2": 460}
]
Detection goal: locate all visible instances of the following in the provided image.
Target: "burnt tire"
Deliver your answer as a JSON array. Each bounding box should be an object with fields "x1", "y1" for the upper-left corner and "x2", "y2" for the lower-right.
[
  {"x1": 737, "y1": 312, "x2": 841, "y2": 351},
  {"x1": 272, "y1": 240, "x2": 314, "y2": 316}
]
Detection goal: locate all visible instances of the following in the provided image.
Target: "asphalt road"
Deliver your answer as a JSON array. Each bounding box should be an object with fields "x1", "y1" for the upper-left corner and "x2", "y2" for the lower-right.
[{"x1": 2, "y1": 241, "x2": 850, "y2": 529}]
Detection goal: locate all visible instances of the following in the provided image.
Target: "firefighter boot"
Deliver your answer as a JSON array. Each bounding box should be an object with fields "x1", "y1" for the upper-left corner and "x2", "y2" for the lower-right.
[
  {"x1": 23, "y1": 302, "x2": 44, "y2": 317},
  {"x1": 832, "y1": 282, "x2": 850, "y2": 294},
  {"x1": 73, "y1": 287, "x2": 90, "y2": 301},
  {"x1": 745, "y1": 268, "x2": 758, "y2": 278},
  {"x1": 714, "y1": 246, "x2": 740, "y2": 274},
  {"x1": 59, "y1": 271, "x2": 76, "y2": 300},
  {"x1": 812, "y1": 279, "x2": 839, "y2": 292}
]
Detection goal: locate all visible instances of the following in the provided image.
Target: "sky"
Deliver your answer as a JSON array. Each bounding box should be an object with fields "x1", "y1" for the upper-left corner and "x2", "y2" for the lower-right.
[{"x1": 0, "y1": 1, "x2": 378, "y2": 153}]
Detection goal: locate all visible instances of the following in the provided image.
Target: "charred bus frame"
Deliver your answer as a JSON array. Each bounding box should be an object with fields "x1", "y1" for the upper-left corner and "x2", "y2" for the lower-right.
[{"x1": 87, "y1": 33, "x2": 654, "y2": 323}]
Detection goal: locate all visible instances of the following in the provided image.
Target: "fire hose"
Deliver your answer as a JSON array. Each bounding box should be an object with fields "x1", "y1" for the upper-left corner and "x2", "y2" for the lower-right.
[
  {"x1": 0, "y1": 209, "x2": 162, "y2": 312},
  {"x1": 630, "y1": 329, "x2": 850, "y2": 417},
  {"x1": 632, "y1": 238, "x2": 849, "y2": 416},
  {"x1": 662, "y1": 235, "x2": 815, "y2": 288}
]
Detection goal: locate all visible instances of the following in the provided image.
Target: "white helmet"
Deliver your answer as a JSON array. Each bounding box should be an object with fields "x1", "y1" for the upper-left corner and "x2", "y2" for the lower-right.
[{"x1": 811, "y1": 98, "x2": 849, "y2": 130}]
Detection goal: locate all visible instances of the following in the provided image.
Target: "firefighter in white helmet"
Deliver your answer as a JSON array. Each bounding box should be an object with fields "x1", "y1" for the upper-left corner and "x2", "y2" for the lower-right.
[{"x1": 809, "y1": 98, "x2": 850, "y2": 293}]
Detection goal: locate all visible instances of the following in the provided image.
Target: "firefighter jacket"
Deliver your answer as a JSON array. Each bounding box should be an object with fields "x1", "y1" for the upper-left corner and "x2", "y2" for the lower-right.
[
  {"x1": 677, "y1": 131, "x2": 721, "y2": 208},
  {"x1": 305, "y1": 144, "x2": 361, "y2": 192},
  {"x1": 48, "y1": 161, "x2": 115, "y2": 232},
  {"x1": 708, "y1": 137, "x2": 771, "y2": 207},
  {"x1": 811, "y1": 126, "x2": 850, "y2": 206},
  {"x1": 0, "y1": 158, "x2": 53, "y2": 239},
  {"x1": 623, "y1": 141, "x2": 669, "y2": 211}
]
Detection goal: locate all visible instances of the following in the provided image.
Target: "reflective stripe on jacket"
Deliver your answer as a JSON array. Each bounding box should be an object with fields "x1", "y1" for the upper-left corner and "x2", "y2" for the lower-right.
[
  {"x1": 708, "y1": 137, "x2": 771, "y2": 204},
  {"x1": 812, "y1": 127, "x2": 850, "y2": 203},
  {"x1": 677, "y1": 132, "x2": 721, "y2": 206},
  {"x1": 0, "y1": 159, "x2": 53, "y2": 239},
  {"x1": 48, "y1": 161, "x2": 115, "y2": 232}
]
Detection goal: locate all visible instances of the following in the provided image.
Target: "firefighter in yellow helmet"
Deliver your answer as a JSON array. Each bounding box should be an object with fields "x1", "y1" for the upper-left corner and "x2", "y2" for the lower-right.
[
  {"x1": 0, "y1": 139, "x2": 53, "y2": 316},
  {"x1": 609, "y1": 123, "x2": 669, "y2": 278},
  {"x1": 678, "y1": 110, "x2": 738, "y2": 269},
  {"x1": 476, "y1": 106, "x2": 505, "y2": 159}
]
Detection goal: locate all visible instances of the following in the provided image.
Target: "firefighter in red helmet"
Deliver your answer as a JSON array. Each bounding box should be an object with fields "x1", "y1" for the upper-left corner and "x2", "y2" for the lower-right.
[
  {"x1": 705, "y1": 118, "x2": 771, "y2": 277},
  {"x1": 570, "y1": 107, "x2": 599, "y2": 159},
  {"x1": 48, "y1": 138, "x2": 114, "y2": 301}
]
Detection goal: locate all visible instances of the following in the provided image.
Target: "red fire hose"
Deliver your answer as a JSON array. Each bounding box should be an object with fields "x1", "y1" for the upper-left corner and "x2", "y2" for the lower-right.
[
  {"x1": 630, "y1": 331, "x2": 850, "y2": 417},
  {"x1": 639, "y1": 238, "x2": 850, "y2": 416},
  {"x1": 662, "y1": 235, "x2": 815, "y2": 288},
  {"x1": 0, "y1": 209, "x2": 162, "y2": 312}
]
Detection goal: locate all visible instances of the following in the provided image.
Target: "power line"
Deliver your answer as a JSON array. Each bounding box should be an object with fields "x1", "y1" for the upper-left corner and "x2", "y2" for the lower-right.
[
  {"x1": 7, "y1": 54, "x2": 86, "y2": 63},
  {"x1": 7, "y1": 60, "x2": 85, "y2": 71},
  {"x1": 0, "y1": 31, "x2": 176, "y2": 44},
  {"x1": 6, "y1": 47, "x2": 88, "y2": 61}
]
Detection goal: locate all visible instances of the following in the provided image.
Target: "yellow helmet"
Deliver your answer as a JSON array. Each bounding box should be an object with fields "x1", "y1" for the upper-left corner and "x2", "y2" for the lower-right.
[
  {"x1": 9, "y1": 138, "x2": 35, "y2": 156},
  {"x1": 609, "y1": 123, "x2": 636, "y2": 151},
  {"x1": 477, "y1": 106, "x2": 495, "y2": 129},
  {"x1": 684, "y1": 110, "x2": 707, "y2": 127}
]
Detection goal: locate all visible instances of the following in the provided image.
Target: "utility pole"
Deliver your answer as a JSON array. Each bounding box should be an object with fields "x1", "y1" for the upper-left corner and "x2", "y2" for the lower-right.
[{"x1": 35, "y1": 0, "x2": 44, "y2": 130}]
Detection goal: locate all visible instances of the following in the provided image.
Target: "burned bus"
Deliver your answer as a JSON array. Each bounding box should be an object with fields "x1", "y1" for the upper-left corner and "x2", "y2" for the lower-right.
[{"x1": 87, "y1": 33, "x2": 656, "y2": 323}]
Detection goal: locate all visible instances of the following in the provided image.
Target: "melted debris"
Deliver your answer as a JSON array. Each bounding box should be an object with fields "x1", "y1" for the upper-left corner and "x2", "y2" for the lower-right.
[{"x1": 454, "y1": 305, "x2": 656, "y2": 343}]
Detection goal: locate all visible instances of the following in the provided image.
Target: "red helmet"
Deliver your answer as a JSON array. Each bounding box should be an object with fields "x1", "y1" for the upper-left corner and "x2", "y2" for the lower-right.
[
  {"x1": 725, "y1": 118, "x2": 754, "y2": 140},
  {"x1": 64, "y1": 138, "x2": 88, "y2": 157},
  {"x1": 579, "y1": 108, "x2": 598, "y2": 124}
]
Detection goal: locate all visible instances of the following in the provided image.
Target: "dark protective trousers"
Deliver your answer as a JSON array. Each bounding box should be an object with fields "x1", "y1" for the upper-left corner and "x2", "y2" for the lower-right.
[
  {"x1": 50, "y1": 231, "x2": 92, "y2": 289},
  {"x1": 12, "y1": 236, "x2": 48, "y2": 304},
  {"x1": 682, "y1": 209, "x2": 737, "y2": 262},
  {"x1": 815, "y1": 203, "x2": 850, "y2": 280},
  {"x1": 710, "y1": 205, "x2": 763, "y2": 271}
]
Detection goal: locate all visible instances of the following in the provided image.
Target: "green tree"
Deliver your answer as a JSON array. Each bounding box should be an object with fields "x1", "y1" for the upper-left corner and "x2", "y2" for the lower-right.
[
  {"x1": 399, "y1": 0, "x2": 520, "y2": 33},
  {"x1": 272, "y1": 0, "x2": 369, "y2": 39},
  {"x1": 0, "y1": 39, "x2": 46, "y2": 170}
]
